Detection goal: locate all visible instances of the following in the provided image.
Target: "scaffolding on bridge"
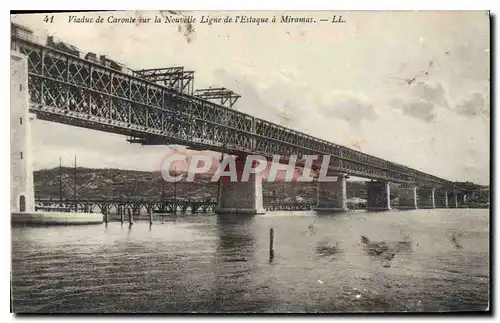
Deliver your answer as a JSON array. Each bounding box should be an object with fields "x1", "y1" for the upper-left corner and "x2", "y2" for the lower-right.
[
  {"x1": 134, "y1": 67, "x2": 195, "y2": 95},
  {"x1": 194, "y1": 87, "x2": 241, "y2": 108}
]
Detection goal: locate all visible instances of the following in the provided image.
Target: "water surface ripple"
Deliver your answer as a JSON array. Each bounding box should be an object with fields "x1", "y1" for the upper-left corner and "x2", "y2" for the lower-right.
[{"x1": 11, "y1": 209, "x2": 489, "y2": 313}]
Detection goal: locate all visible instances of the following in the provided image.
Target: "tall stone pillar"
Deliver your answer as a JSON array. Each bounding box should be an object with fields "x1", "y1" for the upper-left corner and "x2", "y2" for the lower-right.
[
  {"x1": 11, "y1": 52, "x2": 35, "y2": 213},
  {"x1": 366, "y1": 181, "x2": 391, "y2": 211},
  {"x1": 417, "y1": 187, "x2": 435, "y2": 209},
  {"x1": 435, "y1": 190, "x2": 449, "y2": 208},
  {"x1": 397, "y1": 186, "x2": 418, "y2": 209},
  {"x1": 314, "y1": 173, "x2": 348, "y2": 212},
  {"x1": 215, "y1": 156, "x2": 265, "y2": 215}
]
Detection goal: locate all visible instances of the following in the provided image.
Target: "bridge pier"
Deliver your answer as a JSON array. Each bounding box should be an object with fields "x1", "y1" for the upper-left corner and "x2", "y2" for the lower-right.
[
  {"x1": 215, "y1": 156, "x2": 265, "y2": 215},
  {"x1": 448, "y1": 191, "x2": 459, "y2": 208},
  {"x1": 314, "y1": 173, "x2": 348, "y2": 212},
  {"x1": 366, "y1": 181, "x2": 391, "y2": 211},
  {"x1": 417, "y1": 187, "x2": 435, "y2": 209},
  {"x1": 11, "y1": 52, "x2": 35, "y2": 213},
  {"x1": 457, "y1": 192, "x2": 467, "y2": 207},
  {"x1": 435, "y1": 190, "x2": 449, "y2": 208},
  {"x1": 397, "y1": 186, "x2": 418, "y2": 209}
]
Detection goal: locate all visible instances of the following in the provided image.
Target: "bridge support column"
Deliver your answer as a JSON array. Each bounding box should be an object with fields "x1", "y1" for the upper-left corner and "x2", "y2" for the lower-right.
[
  {"x1": 457, "y1": 193, "x2": 467, "y2": 207},
  {"x1": 215, "y1": 156, "x2": 265, "y2": 215},
  {"x1": 397, "y1": 186, "x2": 418, "y2": 209},
  {"x1": 366, "y1": 181, "x2": 391, "y2": 211},
  {"x1": 314, "y1": 173, "x2": 348, "y2": 212},
  {"x1": 11, "y1": 52, "x2": 35, "y2": 213},
  {"x1": 417, "y1": 187, "x2": 435, "y2": 209},
  {"x1": 435, "y1": 190, "x2": 449, "y2": 208},
  {"x1": 448, "y1": 191, "x2": 458, "y2": 208}
]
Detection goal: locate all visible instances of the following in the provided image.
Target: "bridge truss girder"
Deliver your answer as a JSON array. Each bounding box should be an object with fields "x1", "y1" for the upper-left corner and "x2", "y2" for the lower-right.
[
  {"x1": 12, "y1": 36, "x2": 464, "y2": 191},
  {"x1": 134, "y1": 67, "x2": 194, "y2": 95},
  {"x1": 194, "y1": 87, "x2": 241, "y2": 108}
]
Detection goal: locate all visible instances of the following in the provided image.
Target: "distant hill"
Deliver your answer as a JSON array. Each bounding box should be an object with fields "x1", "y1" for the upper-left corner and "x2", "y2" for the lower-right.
[{"x1": 33, "y1": 167, "x2": 373, "y2": 203}]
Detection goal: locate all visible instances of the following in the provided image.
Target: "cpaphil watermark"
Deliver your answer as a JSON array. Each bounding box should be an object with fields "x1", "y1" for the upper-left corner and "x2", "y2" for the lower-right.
[{"x1": 159, "y1": 153, "x2": 340, "y2": 183}]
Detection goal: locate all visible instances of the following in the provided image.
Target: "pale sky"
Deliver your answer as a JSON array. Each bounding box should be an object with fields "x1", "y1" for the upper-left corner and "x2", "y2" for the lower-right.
[{"x1": 11, "y1": 11, "x2": 490, "y2": 184}]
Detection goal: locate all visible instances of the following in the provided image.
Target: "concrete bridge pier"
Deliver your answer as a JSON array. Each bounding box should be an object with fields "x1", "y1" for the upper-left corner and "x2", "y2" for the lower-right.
[
  {"x1": 11, "y1": 52, "x2": 35, "y2": 214},
  {"x1": 397, "y1": 186, "x2": 418, "y2": 209},
  {"x1": 448, "y1": 191, "x2": 459, "y2": 208},
  {"x1": 457, "y1": 192, "x2": 467, "y2": 207},
  {"x1": 314, "y1": 173, "x2": 348, "y2": 212},
  {"x1": 215, "y1": 156, "x2": 265, "y2": 215},
  {"x1": 417, "y1": 187, "x2": 435, "y2": 209},
  {"x1": 435, "y1": 190, "x2": 449, "y2": 208},
  {"x1": 366, "y1": 181, "x2": 391, "y2": 211}
]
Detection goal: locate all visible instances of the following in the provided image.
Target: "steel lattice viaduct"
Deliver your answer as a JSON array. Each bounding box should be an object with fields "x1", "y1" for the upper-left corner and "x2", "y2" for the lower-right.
[{"x1": 11, "y1": 23, "x2": 481, "y2": 215}]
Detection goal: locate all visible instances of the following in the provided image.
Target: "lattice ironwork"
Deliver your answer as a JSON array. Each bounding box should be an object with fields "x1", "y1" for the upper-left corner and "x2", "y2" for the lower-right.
[
  {"x1": 35, "y1": 197, "x2": 218, "y2": 214},
  {"x1": 194, "y1": 87, "x2": 241, "y2": 108},
  {"x1": 134, "y1": 67, "x2": 194, "y2": 95},
  {"x1": 12, "y1": 34, "x2": 463, "y2": 188}
]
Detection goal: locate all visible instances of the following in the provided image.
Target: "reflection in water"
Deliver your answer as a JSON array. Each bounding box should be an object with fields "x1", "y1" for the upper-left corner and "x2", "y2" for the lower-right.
[
  {"x1": 11, "y1": 209, "x2": 489, "y2": 313},
  {"x1": 213, "y1": 214, "x2": 271, "y2": 312},
  {"x1": 215, "y1": 214, "x2": 255, "y2": 258}
]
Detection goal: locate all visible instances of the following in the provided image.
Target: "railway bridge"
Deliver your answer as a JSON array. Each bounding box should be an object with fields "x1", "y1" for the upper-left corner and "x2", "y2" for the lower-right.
[
  {"x1": 34, "y1": 198, "x2": 316, "y2": 215},
  {"x1": 10, "y1": 24, "x2": 482, "y2": 215}
]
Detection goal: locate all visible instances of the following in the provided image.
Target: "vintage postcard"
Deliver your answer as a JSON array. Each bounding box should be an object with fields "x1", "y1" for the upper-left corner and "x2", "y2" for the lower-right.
[{"x1": 10, "y1": 10, "x2": 490, "y2": 313}]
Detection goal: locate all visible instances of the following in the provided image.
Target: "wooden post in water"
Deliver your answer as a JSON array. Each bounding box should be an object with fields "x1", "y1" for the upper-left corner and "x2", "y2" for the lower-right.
[
  {"x1": 149, "y1": 208, "x2": 153, "y2": 225},
  {"x1": 269, "y1": 228, "x2": 275, "y2": 261},
  {"x1": 120, "y1": 206, "x2": 124, "y2": 224},
  {"x1": 128, "y1": 208, "x2": 133, "y2": 225}
]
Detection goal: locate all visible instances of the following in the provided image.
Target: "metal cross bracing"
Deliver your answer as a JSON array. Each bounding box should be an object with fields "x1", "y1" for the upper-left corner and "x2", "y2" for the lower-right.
[
  {"x1": 34, "y1": 197, "x2": 218, "y2": 214},
  {"x1": 12, "y1": 35, "x2": 465, "y2": 190},
  {"x1": 194, "y1": 88, "x2": 241, "y2": 108},
  {"x1": 134, "y1": 67, "x2": 194, "y2": 95},
  {"x1": 34, "y1": 197, "x2": 315, "y2": 213}
]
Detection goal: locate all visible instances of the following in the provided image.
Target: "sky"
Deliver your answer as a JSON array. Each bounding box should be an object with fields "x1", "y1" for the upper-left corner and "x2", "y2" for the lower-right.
[{"x1": 11, "y1": 11, "x2": 490, "y2": 184}]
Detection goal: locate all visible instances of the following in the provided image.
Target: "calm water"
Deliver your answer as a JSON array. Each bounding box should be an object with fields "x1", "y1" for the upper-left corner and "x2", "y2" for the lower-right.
[{"x1": 11, "y1": 209, "x2": 489, "y2": 313}]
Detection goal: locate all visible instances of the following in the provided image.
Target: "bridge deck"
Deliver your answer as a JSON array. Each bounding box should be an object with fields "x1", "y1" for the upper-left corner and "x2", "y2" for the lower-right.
[
  {"x1": 34, "y1": 198, "x2": 314, "y2": 213},
  {"x1": 11, "y1": 33, "x2": 467, "y2": 189}
]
